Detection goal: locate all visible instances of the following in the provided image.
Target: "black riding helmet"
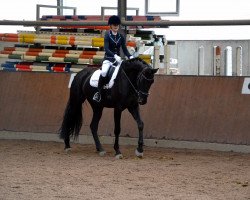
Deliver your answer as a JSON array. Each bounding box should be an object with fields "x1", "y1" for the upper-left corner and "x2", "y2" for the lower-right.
[{"x1": 108, "y1": 15, "x2": 121, "y2": 25}]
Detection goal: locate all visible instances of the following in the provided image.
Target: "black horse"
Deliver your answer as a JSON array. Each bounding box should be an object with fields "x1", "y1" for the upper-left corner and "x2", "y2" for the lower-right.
[{"x1": 59, "y1": 58, "x2": 158, "y2": 159}]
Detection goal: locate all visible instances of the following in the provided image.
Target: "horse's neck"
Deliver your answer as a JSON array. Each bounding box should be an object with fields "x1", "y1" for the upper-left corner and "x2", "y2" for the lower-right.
[
  {"x1": 122, "y1": 61, "x2": 143, "y2": 81},
  {"x1": 118, "y1": 63, "x2": 144, "y2": 94},
  {"x1": 122, "y1": 68, "x2": 139, "y2": 84}
]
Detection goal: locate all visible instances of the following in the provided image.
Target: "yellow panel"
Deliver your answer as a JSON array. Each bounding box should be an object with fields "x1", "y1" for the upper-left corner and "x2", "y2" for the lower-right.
[
  {"x1": 92, "y1": 37, "x2": 104, "y2": 42},
  {"x1": 92, "y1": 41, "x2": 104, "y2": 47},
  {"x1": 24, "y1": 37, "x2": 34, "y2": 43},
  {"x1": 57, "y1": 36, "x2": 68, "y2": 40},
  {"x1": 19, "y1": 33, "x2": 35, "y2": 38},
  {"x1": 57, "y1": 40, "x2": 69, "y2": 45},
  {"x1": 139, "y1": 54, "x2": 151, "y2": 59}
]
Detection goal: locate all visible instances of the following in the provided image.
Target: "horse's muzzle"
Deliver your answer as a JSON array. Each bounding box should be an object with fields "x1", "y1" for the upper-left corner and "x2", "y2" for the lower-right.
[
  {"x1": 138, "y1": 91, "x2": 149, "y2": 105},
  {"x1": 138, "y1": 97, "x2": 147, "y2": 105}
]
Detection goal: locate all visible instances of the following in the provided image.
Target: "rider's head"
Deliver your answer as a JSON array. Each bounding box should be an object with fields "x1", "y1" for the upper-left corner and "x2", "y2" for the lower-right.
[
  {"x1": 108, "y1": 15, "x2": 121, "y2": 33},
  {"x1": 108, "y1": 15, "x2": 121, "y2": 26}
]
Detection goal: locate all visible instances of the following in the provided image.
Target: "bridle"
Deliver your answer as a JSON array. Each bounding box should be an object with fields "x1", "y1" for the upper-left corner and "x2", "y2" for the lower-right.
[
  {"x1": 137, "y1": 69, "x2": 154, "y2": 97},
  {"x1": 122, "y1": 68, "x2": 154, "y2": 97}
]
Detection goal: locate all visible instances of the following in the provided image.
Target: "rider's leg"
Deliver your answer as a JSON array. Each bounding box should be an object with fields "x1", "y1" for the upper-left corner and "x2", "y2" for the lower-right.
[{"x1": 93, "y1": 60, "x2": 111, "y2": 102}]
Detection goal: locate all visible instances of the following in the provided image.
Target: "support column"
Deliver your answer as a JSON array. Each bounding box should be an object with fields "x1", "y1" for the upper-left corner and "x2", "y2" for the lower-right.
[
  {"x1": 224, "y1": 46, "x2": 233, "y2": 76},
  {"x1": 198, "y1": 46, "x2": 205, "y2": 75},
  {"x1": 117, "y1": 0, "x2": 127, "y2": 58},
  {"x1": 153, "y1": 45, "x2": 160, "y2": 69},
  {"x1": 164, "y1": 44, "x2": 170, "y2": 74},
  {"x1": 236, "y1": 46, "x2": 243, "y2": 76},
  {"x1": 57, "y1": 0, "x2": 63, "y2": 15},
  {"x1": 213, "y1": 46, "x2": 221, "y2": 76},
  {"x1": 118, "y1": 0, "x2": 127, "y2": 21}
]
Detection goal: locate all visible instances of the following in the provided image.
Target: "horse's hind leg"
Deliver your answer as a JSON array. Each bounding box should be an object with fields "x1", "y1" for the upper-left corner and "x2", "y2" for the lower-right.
[
  {"x1": 114, "y1": 109, "x2": 123, "y2": 159},
  {"x1": 64, "y1": 137, "x2": 71, "y2": 152},
  {"x1": 128, "y1": 106, "x2": 144, "y2": 158},
  {"x1": 90, "y1": 107, "x2": 106, "y2": 156}
]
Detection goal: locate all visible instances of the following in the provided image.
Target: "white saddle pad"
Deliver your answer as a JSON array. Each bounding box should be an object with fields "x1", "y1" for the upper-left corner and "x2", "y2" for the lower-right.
[{"x1": 90, "y1": 63, "x2": 121, "y2": 89}]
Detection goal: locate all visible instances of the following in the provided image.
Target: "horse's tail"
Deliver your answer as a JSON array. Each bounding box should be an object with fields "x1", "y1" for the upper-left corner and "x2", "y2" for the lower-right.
[{"x1": 59, "y1": 68, "x2": 92, "y2": 140}]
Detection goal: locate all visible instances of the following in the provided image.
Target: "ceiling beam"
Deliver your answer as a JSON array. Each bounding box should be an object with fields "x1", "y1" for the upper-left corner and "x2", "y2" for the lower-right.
[{"x1": 1, "y1": 19, "x2": 250, "y2": 27}]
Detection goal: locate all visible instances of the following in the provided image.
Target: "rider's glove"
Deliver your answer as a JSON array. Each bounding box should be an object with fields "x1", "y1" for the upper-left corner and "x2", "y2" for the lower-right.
[
  {"x1": 114, "y1": 54, "x2": 122, "y2": 63},
  {"x1": 129, "y1": 56, "x2": 134, "y2": 59}
]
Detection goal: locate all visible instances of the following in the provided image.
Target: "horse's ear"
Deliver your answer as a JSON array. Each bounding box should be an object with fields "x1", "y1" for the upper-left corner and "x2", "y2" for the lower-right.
[{"x1": 152, "y1": 68, "x2": 159, "y2": 74}]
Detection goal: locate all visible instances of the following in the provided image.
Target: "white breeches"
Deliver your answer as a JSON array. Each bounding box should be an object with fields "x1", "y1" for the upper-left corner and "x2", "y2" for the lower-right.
[{"x1": 100, "y1": 60, "x2": 111, "y2": 77}]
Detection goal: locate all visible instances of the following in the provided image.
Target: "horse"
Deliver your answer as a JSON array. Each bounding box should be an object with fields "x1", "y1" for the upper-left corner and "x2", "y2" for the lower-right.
[{"x1": 59, "y1": 58, "x2": 158, "y2": 159}]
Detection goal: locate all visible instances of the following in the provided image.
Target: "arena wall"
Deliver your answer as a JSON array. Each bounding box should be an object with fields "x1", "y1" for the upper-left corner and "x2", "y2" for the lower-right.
[{"x1": 0, "y1": 71, "x2": 250, "y2": 145}]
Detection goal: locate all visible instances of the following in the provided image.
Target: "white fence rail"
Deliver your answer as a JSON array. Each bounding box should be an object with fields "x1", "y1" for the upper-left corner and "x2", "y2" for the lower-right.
[{"x1": 161, "y1": 40, "x2": 250, "y2": 76}]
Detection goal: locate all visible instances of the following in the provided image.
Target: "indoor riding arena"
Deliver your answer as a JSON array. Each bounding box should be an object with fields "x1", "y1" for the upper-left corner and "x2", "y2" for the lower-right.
[{"x1": 0, "y1": 1, "x2": 250, "y2": 199}]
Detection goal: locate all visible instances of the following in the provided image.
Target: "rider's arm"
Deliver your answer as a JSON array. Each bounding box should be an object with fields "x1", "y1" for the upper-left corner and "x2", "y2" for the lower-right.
[{"x1": 121, "y1": 35, "x2": 131, "y2": 58}]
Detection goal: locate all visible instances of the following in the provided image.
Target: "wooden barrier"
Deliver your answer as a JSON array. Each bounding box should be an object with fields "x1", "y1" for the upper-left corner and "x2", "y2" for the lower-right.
[{"x1": 0, "y1": 71, "x2": 250, "y2": 145}]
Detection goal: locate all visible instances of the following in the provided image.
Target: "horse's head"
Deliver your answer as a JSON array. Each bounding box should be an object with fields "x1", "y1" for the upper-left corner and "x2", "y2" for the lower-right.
[
  {"x1": 137, "y1": 66, "x2": 158, "y2": 105},
  {"x1": 122, "y1": 58, "x2": 158, "y2": 105}
]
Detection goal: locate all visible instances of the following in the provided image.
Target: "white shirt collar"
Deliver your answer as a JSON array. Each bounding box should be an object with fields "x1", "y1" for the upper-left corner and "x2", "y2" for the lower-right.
[{"x1": 111, "y1": 30, "x2": 118, "y2": 35}]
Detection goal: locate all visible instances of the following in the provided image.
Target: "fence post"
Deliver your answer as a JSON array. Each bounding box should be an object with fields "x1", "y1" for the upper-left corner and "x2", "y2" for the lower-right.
[
  {"x1": 163, "y1": 43, "x2": 170, "y2": 74},
  {"x1": 236, "y1": 46, "x2": 243, "y2": 76},
  {"x1": 198, "y1": 46, "x2": 205, "y2": 75},
  {"x1": 153, "y1": 45, "x2": 160, "y2": 69},
  {"x1": 213, "y1": 46, "x2": 221, "y2": 76},
  {"x1": 224, "y1": 46, "x2": 232, "y2": 76}
]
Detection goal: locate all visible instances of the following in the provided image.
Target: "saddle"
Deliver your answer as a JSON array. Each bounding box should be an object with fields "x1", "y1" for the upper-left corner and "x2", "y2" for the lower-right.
[{"x1": 90, "y1": 62, "x2": 121, "y2": 89}]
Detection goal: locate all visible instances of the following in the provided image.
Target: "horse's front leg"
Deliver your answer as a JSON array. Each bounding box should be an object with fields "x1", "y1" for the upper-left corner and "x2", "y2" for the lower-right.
[
  {"x1": 128, "y1": 105, "x2": 144, "y2": 158},
  {"x1": 90, "y1": 107, "x2": 106, "y2": 156},
  {"x1": 114, "y1": 108, "x2": 123, "y2": 159}
]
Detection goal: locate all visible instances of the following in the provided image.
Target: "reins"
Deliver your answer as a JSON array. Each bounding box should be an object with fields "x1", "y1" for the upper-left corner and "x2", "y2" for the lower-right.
[
  {"x1": 122, "y1": 66, "x2": 153, "y2": 97},
  {"x1": 122, "y1": 69, "x2": 139, "y2": 96}
]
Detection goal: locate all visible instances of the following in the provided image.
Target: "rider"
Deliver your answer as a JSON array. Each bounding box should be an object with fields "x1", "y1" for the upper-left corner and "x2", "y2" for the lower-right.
[{"x1": 93, "y1": 15, "x2": 134, "y2": 102}]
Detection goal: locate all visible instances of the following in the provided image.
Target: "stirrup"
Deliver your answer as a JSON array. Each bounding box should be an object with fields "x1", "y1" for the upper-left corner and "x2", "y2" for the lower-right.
[{"x1": 93, "y1": 92, "x2": 101, "y2": 102}]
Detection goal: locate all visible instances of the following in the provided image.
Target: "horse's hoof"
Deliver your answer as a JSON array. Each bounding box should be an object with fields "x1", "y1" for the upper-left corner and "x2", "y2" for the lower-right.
[
  {"x1": 99, "y1": 151, "x2": 106, "y2": 156},
  {"x1": 115, "y1": 154, "x2": 123, "y2": 159},
  {"x1": 65, "y1": 148, "x2": 72, "y2": 153},
  {"x1": 135, "y1": 149, "x2": 143, "y2": 158}
]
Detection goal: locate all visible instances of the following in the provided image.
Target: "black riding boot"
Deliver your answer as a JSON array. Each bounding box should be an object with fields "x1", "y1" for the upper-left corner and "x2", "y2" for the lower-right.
[{"x1": 93, "y1": 75, "x2": 106, "y2": 102}]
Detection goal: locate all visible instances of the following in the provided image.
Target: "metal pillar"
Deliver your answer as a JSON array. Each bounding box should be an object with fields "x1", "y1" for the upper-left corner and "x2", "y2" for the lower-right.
[
  {"x1": 153, "y1": 45, "x2": 160, "y2": 69},
  {"x1": 198, "y1": 46, "x2": 205, "y2": 75},
  {"x1": 164, "y1": 44, "x2": 170, "y2": 74},
  {"x1": 224, "y1": 46, "x2": 233, "y2": 76},
  {"x1": 57, "y1": 0, "x2": 63, "y2": 15},
  {"x1": 213, "y1": 46, "x2": 221, "y2": 76},
  {"x1": 117, "y1": 0, "x2": 127, "y2": 21},
  {"x1": 118, "y1": 0, "x2": 127, "y2": 35},
  {"x1": 236, "y1": 46, "x2": 243, "y2": 76},
  {"x1": 117, "y1": 0, "x2": 127, "y2": 58}
]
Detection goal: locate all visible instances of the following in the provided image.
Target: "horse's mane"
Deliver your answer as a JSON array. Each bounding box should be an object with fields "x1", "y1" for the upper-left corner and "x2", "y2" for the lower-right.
[{"x1": 121, "y1": 57, "x2": 151, "y2": 72}]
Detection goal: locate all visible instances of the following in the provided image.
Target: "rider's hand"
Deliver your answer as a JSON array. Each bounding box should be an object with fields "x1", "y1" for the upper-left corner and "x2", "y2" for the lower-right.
[
  {"x1": 129, "y1": 56, "x2": 134, "y2": 59},
  {"x1": 114, "y1": 54, "x2": 122, "y2": 63}
]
